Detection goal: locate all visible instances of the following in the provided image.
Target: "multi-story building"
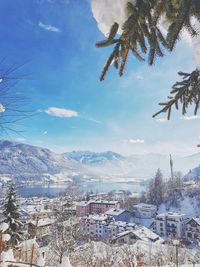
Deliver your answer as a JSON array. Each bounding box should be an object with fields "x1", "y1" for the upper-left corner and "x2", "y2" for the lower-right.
[
  {"x1": 154, "y1": 212, "x2": 188, "y2": 239},
  {"x1": 76, "y1": 200, "x2": 120, "y2": 217},
  {"x1": 185, "y1": 217, "x2": 200, "y2": 243},
  {"x1": 81, "y1": 214, "x2": 136, "y2": 240},
  {"x1": 133, "y1": 203, "x2": 157, "y2": 218}
]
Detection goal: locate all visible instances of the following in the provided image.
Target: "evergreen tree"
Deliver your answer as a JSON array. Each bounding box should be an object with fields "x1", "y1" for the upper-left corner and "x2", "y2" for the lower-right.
[
  {"x1": 154, "y1": 168, "x2": 165, "y2": 204},
  {"x1": 147, "y1": 169, "x2": 165, "y2": 205},
  {"x1": 166, "y1": 171, "x2": 183, "y2": 207},
  {"x1": 3, "y1": 183, "x2": 23, "y2": 247}
]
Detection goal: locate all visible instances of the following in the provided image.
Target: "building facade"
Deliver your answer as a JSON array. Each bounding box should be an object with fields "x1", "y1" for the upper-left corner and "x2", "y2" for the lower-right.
[
  {"x1": 185, "y1": 217, "x2": 200, "y2": 243},
  {"x1": 81, "y1": 214, "x2": 136, "y2": 240},
  {"x1": 76, "y1": 200, "x2": 120, "y2": 217},
  {"x1": 154, "y1": 212, "x2": 188, "y2": 239}
]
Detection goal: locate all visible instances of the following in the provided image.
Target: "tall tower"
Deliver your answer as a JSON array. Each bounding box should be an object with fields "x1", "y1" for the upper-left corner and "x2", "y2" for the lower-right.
[{"x1": 170, "y1": 154, "x2": 174, "y2": 179}]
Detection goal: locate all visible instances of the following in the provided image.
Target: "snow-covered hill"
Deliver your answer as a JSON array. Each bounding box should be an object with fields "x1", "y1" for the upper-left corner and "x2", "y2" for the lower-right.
[
  {"x1": 1, "y1": 139, "x2": 200, "y2": 184},
  {"x1": 0, "y1": 140, "x2": 85, "y2": 183}
]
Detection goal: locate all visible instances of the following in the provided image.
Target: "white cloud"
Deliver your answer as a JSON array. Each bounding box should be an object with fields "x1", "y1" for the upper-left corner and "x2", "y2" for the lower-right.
[
  {"x1": 156, "y1": 118, "x2": 167, "y2": 123},
  {"x1": 38, "y1": 21, "x2": 61, "y2": 32},
  {"x1": 42, "y1": 130, "x2": 48, "y2": 135},
  {"x1": 128, "y1": 138, "x2": 145, "y2": 144},
  {"x1": 181, "y1": 115, "x2": 200, "y2": 121},
  {"x1": 45, "y1": 107, "x2": 78, "y2": 118}
]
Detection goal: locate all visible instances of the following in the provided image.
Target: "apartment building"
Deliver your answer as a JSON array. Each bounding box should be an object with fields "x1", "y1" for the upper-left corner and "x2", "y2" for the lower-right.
[
  {"x1": 81, "y1": 214, "x2": 136, "y2": 240},
  {"x1": 154, "y1": 212, "x2": 188, "y2": 239}
]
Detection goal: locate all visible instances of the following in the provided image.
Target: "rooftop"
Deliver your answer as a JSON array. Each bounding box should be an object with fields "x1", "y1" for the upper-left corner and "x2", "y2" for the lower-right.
[
  {"x1": 29, "y1": 218, "x2": 55, "y2": 227},
  {"x1": 105, "y1": 208, "x2": 126, "y2": 216}
]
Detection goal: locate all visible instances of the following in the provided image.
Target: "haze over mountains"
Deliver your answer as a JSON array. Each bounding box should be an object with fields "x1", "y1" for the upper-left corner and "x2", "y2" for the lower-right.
[
  {"x1": 65, "y1": 150, "x2": 200, "y2": 178},
  {"x1": 0, "y1": 140, "x2": 200, "y2": 183}
]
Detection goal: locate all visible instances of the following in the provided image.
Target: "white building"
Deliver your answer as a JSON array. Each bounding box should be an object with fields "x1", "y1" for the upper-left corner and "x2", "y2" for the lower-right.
[
  {"x1": 81, "y1": 214, "x2": 136, "y2": 240},
  {"x1": 154, "y1": 212, "x2": 189, "y2": 239},
  {"x1": 133, "y1": 203, "x2": 157, "y2": 218}
]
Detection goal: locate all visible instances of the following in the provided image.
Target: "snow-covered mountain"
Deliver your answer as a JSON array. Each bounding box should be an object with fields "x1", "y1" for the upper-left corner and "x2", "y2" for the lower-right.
[
  {"x1": 1, "y1": 140, "x2": 200, "y2": 184},
  {"x1": 64, "y1": 151, "x2": 124, "y2": 165},
  {"x1": 0, "y1": 140, "x2": 85, "y2": 183},
  {"x1": 65, "y1": 150, "x2": 200, "y2": 179}
]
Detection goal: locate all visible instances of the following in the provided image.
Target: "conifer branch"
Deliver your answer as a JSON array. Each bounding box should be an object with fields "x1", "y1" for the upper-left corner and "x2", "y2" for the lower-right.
[{"x1": 153, "y1": 69, "x2": 200, "y2": 119}]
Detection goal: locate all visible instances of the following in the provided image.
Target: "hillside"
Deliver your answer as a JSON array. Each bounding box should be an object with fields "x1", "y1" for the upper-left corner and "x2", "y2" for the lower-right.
[
  {"x1": 0, "y1": 140, "x2": 85, "y2": 183},
  {"x1": 1, "y1": 140, "x2": 200, "y2": 184}
]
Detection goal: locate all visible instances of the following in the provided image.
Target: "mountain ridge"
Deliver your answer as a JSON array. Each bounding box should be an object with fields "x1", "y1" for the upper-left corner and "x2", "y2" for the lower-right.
[{"x1": 1, "y1": 140, "x2": 200, "y2": 183}]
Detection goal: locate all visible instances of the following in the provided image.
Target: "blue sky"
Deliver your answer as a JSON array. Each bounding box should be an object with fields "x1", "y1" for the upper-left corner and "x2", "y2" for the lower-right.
[{"x1": 1, "y1": 0, "x2": 200, "y2": 156}]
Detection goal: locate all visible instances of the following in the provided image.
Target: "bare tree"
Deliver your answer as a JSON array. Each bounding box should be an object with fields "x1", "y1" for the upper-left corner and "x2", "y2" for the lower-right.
[
  {"x1": 47, "y1": 213, "x2": 81, "y2": 266},
  {"x1": 0, "y1": 60, "x2": 32, "y2": 136}
]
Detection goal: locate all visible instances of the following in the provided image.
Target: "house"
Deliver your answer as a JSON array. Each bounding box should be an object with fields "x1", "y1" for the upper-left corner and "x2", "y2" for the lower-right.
[
  {"x1": 133, "y1": 203, "x2": 157, "y2": 218},
  {"x1": 105, "y1": 208, "x2": 134, "y2": 222},
  {"x1": 28, "y1": 218, "x2": 55, "y2": 238},
  {"x1": 112, "y1": 226, "x2": 164, "y2": 245},
  {"x1": 76, "y1": 200, "x2": 120, "y2": 217},
  {"x1": 29, "y1": 208, "x2": 54, "y2": 221},
  {"x1": 154, "y1": 212, "x2": 188, "y2": 239},
  {"x1": 185, "y1": 217, "x2": 200, "y2": 243}
]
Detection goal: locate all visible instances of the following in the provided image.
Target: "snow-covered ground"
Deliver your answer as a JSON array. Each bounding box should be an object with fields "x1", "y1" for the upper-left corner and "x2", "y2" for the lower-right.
[{"x1": 159, "y1": 194, "x2": 200, "y2": 218}]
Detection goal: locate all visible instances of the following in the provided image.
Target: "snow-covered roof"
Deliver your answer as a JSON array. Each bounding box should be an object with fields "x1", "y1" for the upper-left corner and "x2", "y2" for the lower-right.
[
  {"x1": 114, "y1": 226, "x2": 164, "y2": 243},
  {"x1": 134, "y1": 203, "x2": 157, "y2": 210},
  {"x1": 105, "y1": 208, "x2": 126, "y2": 216},
  {"x1": 188, "y1": 217, "x2": 200, "y2": 226},
  {"x1": 29, "y1": 218, "x2": 55, "y2": 227},
  {"x1": 91, "y1": 199, "x2": 119, "y2": 205},
  {"x1": 132, "y1": 226, "x2": 164, "y2": 243},
  {"x1": 76, "y1": 199, "x2": 119, "y2": 207},
  {"x1": 156, "y1": 212, "x2": 187, "y2": 220},
  {"x1": 84, "y1": 214, "x2": 108, "y2": 221}
]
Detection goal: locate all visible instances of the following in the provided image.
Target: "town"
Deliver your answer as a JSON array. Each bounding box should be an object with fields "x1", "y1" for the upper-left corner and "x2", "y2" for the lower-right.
[{"x1": 1, "y1": 168, "x2": 200, "y2": 266}]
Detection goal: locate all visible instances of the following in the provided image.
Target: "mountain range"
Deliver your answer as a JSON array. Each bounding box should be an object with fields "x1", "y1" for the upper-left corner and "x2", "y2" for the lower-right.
[
  {"x1": 65, "y1": 150, "x2": 200, "y2": 179},
  {"x1": 0, "y1": 140, "x2": 85, "y2": 183},
  {"x1": 0, "y1": 140, "x2": 200, "y2": 183}
]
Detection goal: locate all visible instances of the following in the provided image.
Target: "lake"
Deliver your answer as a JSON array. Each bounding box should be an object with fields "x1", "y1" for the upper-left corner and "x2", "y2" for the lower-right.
[{"x1": 17, "y1": 181, "x2": 146, "y2": 198}]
